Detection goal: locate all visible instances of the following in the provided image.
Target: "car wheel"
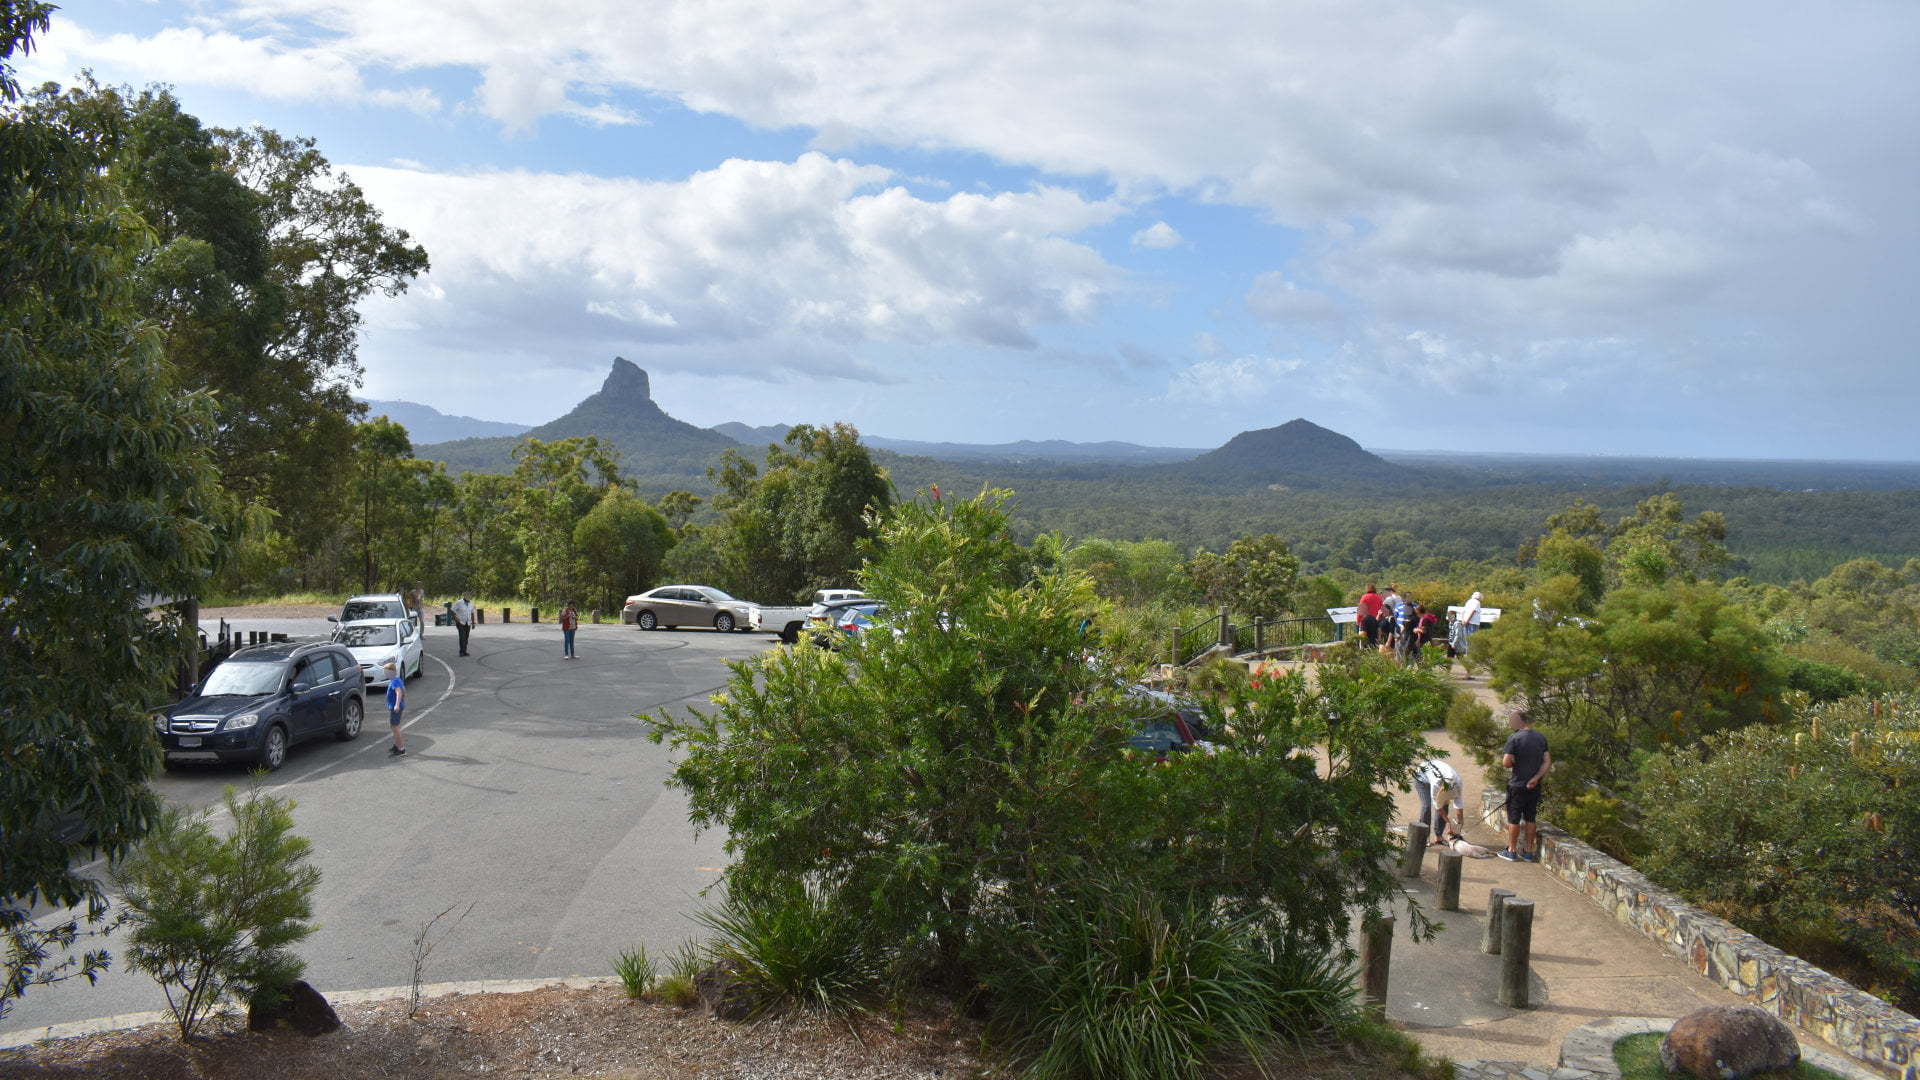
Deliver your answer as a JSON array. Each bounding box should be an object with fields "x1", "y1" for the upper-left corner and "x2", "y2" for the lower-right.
[
  {"x1": 778, "y1": 627, "x2": 798, "y2": 645},
  {"x1": 336, "y1": 697, "x2": 363, "y2": 741},
  {"x1": 714, "y1": 612, "x2": 735, "y2": 633},
  {"x1": 259, "y1": 725, "x2": 289, "y2": 771},
  {"x1": 637, "y1": 611, "x2": 657, "y2": 630}
]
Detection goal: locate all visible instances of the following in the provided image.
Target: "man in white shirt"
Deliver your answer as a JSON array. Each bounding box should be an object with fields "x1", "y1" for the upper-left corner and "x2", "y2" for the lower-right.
[{"x1": 452, "y1": 596, "x2": 475, "y2": 657}]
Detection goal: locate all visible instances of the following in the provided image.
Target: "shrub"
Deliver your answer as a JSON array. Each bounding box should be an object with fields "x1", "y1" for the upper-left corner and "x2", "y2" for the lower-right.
[
  {"x1": 982, "y1": 882, "x2": 1344, "y2": 1080},
  {"x1": 1558, "y1": 791, "x2": 1641, "y2": 861},
  {"x1": 695, "y1": 882, "x2": 877, "y2": 1016},
  {"x1": 1783, "y1": 656, "x2": 1864, "y2": 702},
  {"x1": 612, "y1": 945, "x2": 655, "y2": 999},
  {"x1": 113, "y1": 785, "x2": 320, "y2": 1039},
  {"x1": 654, "y1": 940, "x2": 706, "y2": 1007},
  {"x1": 1185, "y1": 654, "x2": 1248, "y2": 698}
]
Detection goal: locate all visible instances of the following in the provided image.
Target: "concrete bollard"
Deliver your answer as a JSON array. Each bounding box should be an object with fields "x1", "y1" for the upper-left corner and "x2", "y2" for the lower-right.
[
  {"x1": 503, "y1": 608, "x2": 511, "y2": 623},
  {"x1": 1483, "y1": 888, "x2": 1515, "y2": 954},
  {"x1": 1438, "y1": 850, "x2": 1464, "y2": 911},
  {"x1": 1400, "y1": 821, "x2": 1429, "y2": 878},
  {"x1": 590, "y1": 609, "x2": 600, "y2": 624},
  {"x1": 1361, "y1": 913, "x2": 1394, "y2": 1017},
  {"x1": 1497, "y1": 898, "x2": 1535, "y2": 1008}
]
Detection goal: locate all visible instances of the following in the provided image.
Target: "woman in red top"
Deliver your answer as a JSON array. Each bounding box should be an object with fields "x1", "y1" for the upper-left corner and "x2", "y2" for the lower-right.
[
  {"x1": 1356, "y1": 585, "x2": 1383, "y2": 646},
  {"x1": 560, "y1": 604, "x2": 579, "y2": 659}
]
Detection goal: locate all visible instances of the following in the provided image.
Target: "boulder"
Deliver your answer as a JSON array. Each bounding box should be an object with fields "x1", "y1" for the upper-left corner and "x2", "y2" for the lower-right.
[
  {"x1": 1660, "y1": 1005, "x2": 1799, "y2": 1079},
  {"x1": 693, "y1": 960, "x2": 762, "y2": 1022},
  {"x1": 247, "y1": 980, "x2": 342, "y2": 1036}
]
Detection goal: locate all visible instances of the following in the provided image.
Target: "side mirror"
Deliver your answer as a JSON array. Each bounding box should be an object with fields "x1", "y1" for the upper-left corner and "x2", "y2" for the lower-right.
[
  {"x1": 290, "y1": 679, "x2": 311, "y2": 694},
  {"x1": 326, "y1": 615, "x2": 339, "y2": 623}
]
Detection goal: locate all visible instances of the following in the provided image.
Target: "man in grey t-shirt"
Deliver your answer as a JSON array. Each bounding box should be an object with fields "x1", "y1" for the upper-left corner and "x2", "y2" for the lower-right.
[{"x1": 1499, "y1": 697, "x2": 1551, "y2": 862}]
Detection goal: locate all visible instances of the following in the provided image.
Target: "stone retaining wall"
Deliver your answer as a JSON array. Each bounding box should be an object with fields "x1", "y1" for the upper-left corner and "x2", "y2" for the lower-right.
[{"x1": 1480, "y1": 790, "x2": 1920, "y2": 1080}]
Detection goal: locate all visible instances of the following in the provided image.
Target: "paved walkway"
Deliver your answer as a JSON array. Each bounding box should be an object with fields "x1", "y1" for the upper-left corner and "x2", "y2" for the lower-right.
[{"x1": 1359, "y1": 664, "x2": 1865, "y2": 1075}]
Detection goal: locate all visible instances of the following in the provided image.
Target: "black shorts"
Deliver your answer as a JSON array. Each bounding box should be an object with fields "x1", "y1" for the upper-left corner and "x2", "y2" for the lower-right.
[{"x1": 1506, "y1": 783, "x2": 1541, "y2": 824}]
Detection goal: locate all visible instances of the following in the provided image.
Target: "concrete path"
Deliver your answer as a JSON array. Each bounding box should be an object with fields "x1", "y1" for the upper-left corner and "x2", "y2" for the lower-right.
[{"x1": 1378, "y1": 665, "x2": 1858, "y2": 1073}]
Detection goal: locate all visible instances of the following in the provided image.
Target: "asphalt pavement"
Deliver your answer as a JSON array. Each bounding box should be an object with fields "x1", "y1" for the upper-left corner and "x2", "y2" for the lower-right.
[{"x1": 2, "y1": 617, "x2": 775, "y2": 1038}]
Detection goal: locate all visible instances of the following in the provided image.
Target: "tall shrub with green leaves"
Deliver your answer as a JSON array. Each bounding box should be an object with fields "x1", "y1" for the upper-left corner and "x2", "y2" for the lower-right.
[
  {"x1": 1, "y1": 1, "x2": 240, "y2": 1016},
  {"x1": 648, "y1": 490, "x2": 1442, "y2": 1004},
  {"x1": 114, "y1": 786, "x2": 321, "y2": 1038}
]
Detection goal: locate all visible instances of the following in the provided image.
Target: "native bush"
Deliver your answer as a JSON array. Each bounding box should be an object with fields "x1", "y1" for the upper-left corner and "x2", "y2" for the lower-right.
[
  {"x1": 1634, "y1": 694, "x2": 1920, "y2": 1009},
  {"x1": 695, "y1": 882, "x2": 879, "y2": 1016},
  {"x1": 612, "y1": 945, "x2": 655, "y2": 999},
  {"x1": 113, "y1": 785, "x2": 320, "y2": 1038},
  {"x1": 647, "y1": 489, "x2": 1445, "y2": 1042}
]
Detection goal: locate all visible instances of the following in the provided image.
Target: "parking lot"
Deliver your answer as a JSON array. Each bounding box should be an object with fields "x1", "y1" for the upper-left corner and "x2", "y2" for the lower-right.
[{"x1": 2, "y1": 617, "x2": 775, "y2": 1036}]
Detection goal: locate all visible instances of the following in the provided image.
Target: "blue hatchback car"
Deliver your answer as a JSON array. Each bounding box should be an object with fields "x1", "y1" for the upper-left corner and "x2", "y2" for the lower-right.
[{"x1": 157, "y1": 641, "x2": 366, "y2": 771}]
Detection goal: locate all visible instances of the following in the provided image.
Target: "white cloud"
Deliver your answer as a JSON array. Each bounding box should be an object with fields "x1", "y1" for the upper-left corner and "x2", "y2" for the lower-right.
[
  {"x1": 1162, "y1": 355, "x2": 1303, "y2": 406},
  {"x1": 1131, "y1": 221, "x2": 1181, "y2": 249},
  {"x1": 351, "y1": 152, "x2": 1126, "y2": 383},
  {"x1": 1245, "y1": 273, "x2": 1340, "y2": 325}
]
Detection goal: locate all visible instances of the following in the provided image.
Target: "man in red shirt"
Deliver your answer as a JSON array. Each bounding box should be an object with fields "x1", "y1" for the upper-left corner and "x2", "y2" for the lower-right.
[{"x1": 1357, "y1": 584, "x2": 1384, "y2": 646}]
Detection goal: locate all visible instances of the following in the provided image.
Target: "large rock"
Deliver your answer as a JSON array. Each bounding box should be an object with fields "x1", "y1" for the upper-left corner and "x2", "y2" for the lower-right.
[
  {"x1": 247, "y1": 980, "x2": 342, "y2": 1036},
  {"x1": 1660, "y1": 1005, "x2": 1800, "y2": 1079},
  {"x1": 693, "y1": 960, "x2": 762, "y2": 1022}
]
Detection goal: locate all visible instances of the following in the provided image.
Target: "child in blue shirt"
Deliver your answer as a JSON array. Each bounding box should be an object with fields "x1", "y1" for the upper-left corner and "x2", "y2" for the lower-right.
[{"x1": 385, "y1": 661, "x2": 407, "y2": 757}]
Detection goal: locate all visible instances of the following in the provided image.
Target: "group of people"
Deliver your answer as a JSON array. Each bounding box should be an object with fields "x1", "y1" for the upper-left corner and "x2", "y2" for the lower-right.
[
  {"x1": 1354, "y1": 584, "x2": 1483, "y2": 670},
  {"x1": 1413, "y1": 699, "x2": 1552, "y2": 862}
]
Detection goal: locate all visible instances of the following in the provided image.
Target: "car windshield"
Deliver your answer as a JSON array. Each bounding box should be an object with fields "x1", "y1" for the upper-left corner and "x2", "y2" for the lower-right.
[
  {"x1": 695, "y1": 587, "x2": 737, "y2": 602},
  {"x1": 335, "y1": 624, "x2": 398, "y2": 647},
  {"x1": 343, "y1": 599, "x2": 407, "y2": 621},
  {"x1": 201, "y1": 660, "x2": 289, "y2": 696}
]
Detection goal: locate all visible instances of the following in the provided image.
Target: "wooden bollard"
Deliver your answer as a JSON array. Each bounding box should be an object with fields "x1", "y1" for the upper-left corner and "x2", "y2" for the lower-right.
[
  {"x1": 1361, "y1": 913, "x2": 1394, "y2": 1017},
  {"x1": 502, "y1": 607, "x2": 511, "y2": 623},
  {"x1": 1400, "y1": 821, "x2": 1429, "y2": 878},
  {"x1": 1482, "y1": 888, "x2": 1515, "y2": 954},
  {"x1": 590, "y1": 609, "x2": 600, "y2": 624},
  {"x1": 1497, "y1": 898, "x2": 1535, "y2": 1008},
  {"x1": 531, "y1": 607, "x2": 540, "y2": 623},
  {"x1": 1438, "y1": 850, "x2": 1464, "y2": 911}
]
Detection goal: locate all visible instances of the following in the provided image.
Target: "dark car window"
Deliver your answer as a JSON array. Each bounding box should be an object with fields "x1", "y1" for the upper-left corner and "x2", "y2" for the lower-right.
[
  {"x1": 335, "y1": 624, "x2": 399, "y2": 647},
  {"x1": 343, "y1": 599, "x2": 407, "y2": 621},
  {"x1": 202, "y1": 660, "x2": 289, "y2": 696},
  {"x1": 299, "y1": 654, "x2": 337, "y2": 685}
]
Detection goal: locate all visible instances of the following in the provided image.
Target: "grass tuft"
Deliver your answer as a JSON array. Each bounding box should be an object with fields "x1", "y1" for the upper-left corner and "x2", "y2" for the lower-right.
[
  {"x1": 612, "y1": 945, "x2": 655, "y2": 999},
  {"x1": 694, "y1": 883, "x2": 878, "y2": 1017},
  {"x1": 1612, "y1": 1032, "x2": 1844, "y2": 1080}
]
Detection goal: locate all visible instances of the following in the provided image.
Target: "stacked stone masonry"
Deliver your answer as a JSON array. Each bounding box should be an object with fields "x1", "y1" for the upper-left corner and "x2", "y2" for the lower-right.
[{"x1": 1480, "y1": 791, "x2": 1920, "y2": 1080}]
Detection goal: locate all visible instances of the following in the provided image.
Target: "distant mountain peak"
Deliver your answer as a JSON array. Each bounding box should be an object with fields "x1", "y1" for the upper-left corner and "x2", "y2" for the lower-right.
[
  {"x1": 1184, "y1": 418, "x2": 1407, "y2": 486},
  {"x1": 601, "y1": 357, "x2": 651, "y2": 402}
]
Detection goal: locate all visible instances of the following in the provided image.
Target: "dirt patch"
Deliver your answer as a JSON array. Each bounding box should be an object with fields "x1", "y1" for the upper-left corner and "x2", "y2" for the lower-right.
[{"x1": 0, "y1": 984, "x2": 1442, "y2": 1079}]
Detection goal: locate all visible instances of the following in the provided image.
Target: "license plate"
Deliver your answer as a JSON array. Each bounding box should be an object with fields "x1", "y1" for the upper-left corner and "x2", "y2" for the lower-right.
[
  {"x1": 168, "y1": 751, "x2": 218, "y2": 761},
  {"x1": 177, "y1": 736, "x2": 202, "y2": 747}
]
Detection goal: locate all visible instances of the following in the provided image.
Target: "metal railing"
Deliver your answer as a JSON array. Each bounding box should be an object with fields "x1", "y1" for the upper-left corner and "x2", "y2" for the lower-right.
[{"x1": 1171, "y1": 609, "x2": 1341, "y2": 666}]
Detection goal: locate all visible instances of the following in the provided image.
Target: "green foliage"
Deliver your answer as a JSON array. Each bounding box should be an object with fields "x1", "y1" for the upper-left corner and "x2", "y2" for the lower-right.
[
  {"x1": 704, "y1": 423, "x2": 894, "y2": 602},
  {"x1": 573, "y1": 487, "x2": 675, "y2": 611},
  {"x1": 1, "y1": 5, "x2": 246, "y2": 1013},
  {"x1": 1062, "y1": 537, "x2": 1188, "y2": 605},
  {"x1": 1557, "y1": 792, "x2": 1641, "y2": 861},
  {"x1": 648, "y1": 490, "x2": 1446, "y2": 1025},
  {"x1": 1634, "y1": 696, "x2": 1920, "y2": 1009},
  {"x1": 113, "y1": 785, "x2": 321, "y2": 1039},
  {"x1": 1534, "y1": 531, "x2": 1605, "y2": 612},
  {"x1": 1478, "y1": 579, "x2": 1787, "y2": 796},
  {"x1": 1784, "y1": 656, "x2": 1866, "y2": 703},
  {"x1": 981, "y1": 881, "x2": 1351, "y2": 1080},
  {"x1": 1184, "y1": 533, "x2": 1302, "y2": 617},
  {"x1": 654, "y1": 940, "x2": 707, "y2": 1007},
  {"x1": 1444, "y1": 691, "x2": 1502, "y2": 775},
  {"x1": 695, "y1": 883, "x2": 879, "y2": 1016},
  {"x1": 612, "y1": 945, "x2": 655, "y2": 999},
  {"x1": 510, "y1": 436, "x2": 622, "y2": 603},
  {"x1": 1184, "y1": 655, "x2": 1249, "y2": 697}
]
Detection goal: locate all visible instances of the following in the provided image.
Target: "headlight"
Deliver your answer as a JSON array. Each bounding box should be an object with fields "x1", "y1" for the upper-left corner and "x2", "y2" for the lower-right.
[
  {"x1": 153, "y1": 715, "x2": 168, "y2": 733},
  {"x1": 225, "y1": 712, "x2": 260, "y2": 731}
]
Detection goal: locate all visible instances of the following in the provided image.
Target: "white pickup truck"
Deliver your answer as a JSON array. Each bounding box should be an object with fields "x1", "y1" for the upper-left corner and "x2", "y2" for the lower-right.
[{"x1": 747, "y1": 588, "x2": 867, "y2": 644}]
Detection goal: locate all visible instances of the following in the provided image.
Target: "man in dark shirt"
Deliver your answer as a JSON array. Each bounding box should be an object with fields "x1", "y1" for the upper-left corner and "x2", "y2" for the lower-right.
[{"x1": 1499, "y1": 696, "x2": 1551, "y2": 861}]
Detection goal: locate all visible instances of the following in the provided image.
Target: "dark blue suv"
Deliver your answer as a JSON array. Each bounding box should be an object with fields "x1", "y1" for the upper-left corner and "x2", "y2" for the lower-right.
[{"x1": 157, "y1": 641, "x2": 366, "y2": 771}]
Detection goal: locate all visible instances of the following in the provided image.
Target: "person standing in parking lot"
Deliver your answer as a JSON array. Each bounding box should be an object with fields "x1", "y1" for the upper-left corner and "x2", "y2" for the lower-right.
[
  {"x1": 385, "y1": 660, "x2": 407, "y2": 756},
  {"x1": 452, "y1": 595, "x2": 475, "y2": 656},
  {"x1": 560, "y1": 603, "x2": 579, "y2": 659}
]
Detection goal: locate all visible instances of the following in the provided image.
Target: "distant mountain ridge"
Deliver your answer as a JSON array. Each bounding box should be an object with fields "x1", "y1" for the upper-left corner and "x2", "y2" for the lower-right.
[
  {"x1": 417, "y1": 358, "x2": 737, "y2": 477},
  {"x1": 358, "y1": 398, "x2": 531, "y2": 445},
  {"x1": 1173, "y1": 418, "x2": 1415, "y2": 487}
]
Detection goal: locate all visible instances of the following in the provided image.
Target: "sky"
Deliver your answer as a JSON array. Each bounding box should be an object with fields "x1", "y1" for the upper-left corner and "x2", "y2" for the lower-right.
[{"x1": 22, "y1": 1, "x2": 1920, "y2": 459}]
